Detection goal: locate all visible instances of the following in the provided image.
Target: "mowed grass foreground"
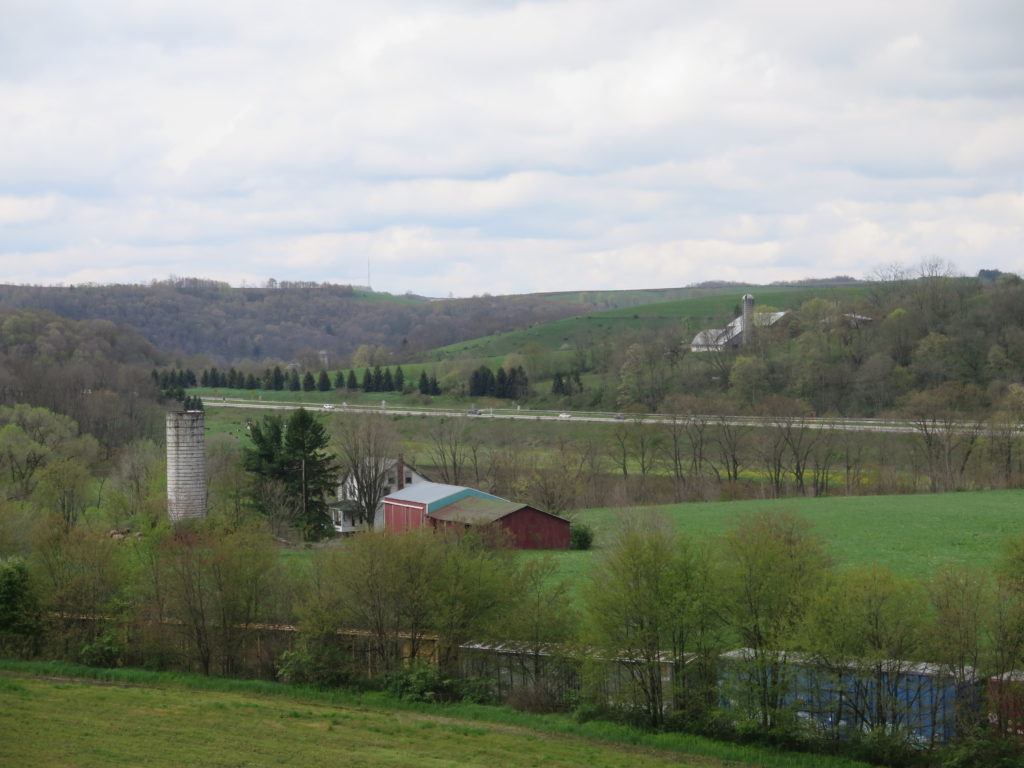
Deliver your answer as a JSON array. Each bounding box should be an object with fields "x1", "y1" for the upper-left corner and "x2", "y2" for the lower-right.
[{"x1": 0, "y1": 664, "x2": 872, "y2": 768}]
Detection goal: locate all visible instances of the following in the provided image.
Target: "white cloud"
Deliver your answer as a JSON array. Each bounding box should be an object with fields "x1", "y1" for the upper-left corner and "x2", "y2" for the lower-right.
[{"x1": 0, "y1": 0, "x2": 1022, "y2": 295}]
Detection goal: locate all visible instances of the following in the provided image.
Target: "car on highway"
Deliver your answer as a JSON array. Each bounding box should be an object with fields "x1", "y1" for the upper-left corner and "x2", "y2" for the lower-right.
[
  {"x1": 467, "y1": 409, "x2": 482, "y2": 415},
  {"x1": 322, "y1": 404, "x2": 335, "y2": 410},
  {"x1": 558, "y1": 412, "x2": 572, "y2": 420}
]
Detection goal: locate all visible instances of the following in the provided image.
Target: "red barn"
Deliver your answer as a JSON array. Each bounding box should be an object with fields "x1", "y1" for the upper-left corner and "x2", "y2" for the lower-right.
[{"x1": 382, "y1": 482, "x2": 570, "y2": 550}]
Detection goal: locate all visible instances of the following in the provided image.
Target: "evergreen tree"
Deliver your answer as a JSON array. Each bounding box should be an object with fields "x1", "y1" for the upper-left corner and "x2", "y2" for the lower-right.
[
  {"x1": 381, "y1": 368, "x2": 394, "y2": 392},
  {"x1": 552, "y1": 372, "x2": 565, "y2": 396},
  {"x1": 429, "y1": 375, "x2": 441, "y2": 396},
  {"x1": 209, "y1": 367, "x2": 220, "y2": 388},
  {"x1": 245, "y1": 373, "x2": 258, "y2": 390},
  {"x1": 272, "y1": 366, "x2": 285, "y2": 391},
  {"x1": 394, "y1": 366, "x2": 405, "y2": 392},
  {"x1": 185, "y1": 369, "x2": 197, "y2": 387},
  {"x1": 516, "y1": 366, "x2": 530, "y2": 398},
  {"x1": 419, "y1": 370, "x2": 430, "y2": 395},
  {"x1": 495, "y1": 367, "x2": 509, "y2": 398},
  {"x1": 200, "y1": 369, "x2": 210, "y2": 387},
  {"x1": 372, "y1": 365, "x2": 384, "y2": 391},
  {"x1": 302, "y1": 371, "x2": 316, "y2": 391},
  {"x1": 347, "y1": 370, "x2": 358, "y2": 390},
  {"x1": 334, "y1": 370, "x2": 345, "y2": 389},
  {"x1": 242, "y1": 409, "x2": 338, "y2": 540},
  {"x1": 362, "y1": 369, "x2": 373, "y2": 391},
  {"x1": 288, "y1": 370, "x2": 301, "y2": 391},
  {"x1": 317, "y1": 370, "x2": 330, "y2": 392}
]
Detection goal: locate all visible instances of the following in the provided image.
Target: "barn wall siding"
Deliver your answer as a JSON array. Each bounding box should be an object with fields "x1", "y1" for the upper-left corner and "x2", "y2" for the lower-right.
[{"x1": 500, "y1": 506, "x2": 570, "y2": 549}]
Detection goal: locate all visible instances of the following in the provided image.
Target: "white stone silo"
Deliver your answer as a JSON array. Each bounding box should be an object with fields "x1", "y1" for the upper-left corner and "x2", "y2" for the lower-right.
[{"x1": 166, "y1": 410, "x2": 206, "y2": 522}]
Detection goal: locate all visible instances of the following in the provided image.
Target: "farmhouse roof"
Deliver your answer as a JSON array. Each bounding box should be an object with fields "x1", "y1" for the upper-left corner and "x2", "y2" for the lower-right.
[{"x1": 429, "y1": 497, "x2": 525, "y2": 524}]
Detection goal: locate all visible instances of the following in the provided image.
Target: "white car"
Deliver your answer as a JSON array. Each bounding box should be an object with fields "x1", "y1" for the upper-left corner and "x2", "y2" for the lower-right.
[
  {"x1": 558, "y1": 412, "x2": 572, "y2": 420},
  {"x1": 323, "y1": 404, "x2": 335, "y2": 410}
]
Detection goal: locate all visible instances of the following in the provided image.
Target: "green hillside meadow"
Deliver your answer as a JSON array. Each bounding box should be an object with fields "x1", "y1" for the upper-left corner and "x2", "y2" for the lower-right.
[
  {"x1": 0, "y1": 663, "x2": 871, "y2": 768},
  {"x1": 427, "y1": 285, "x2": 868, "y2": 361}
]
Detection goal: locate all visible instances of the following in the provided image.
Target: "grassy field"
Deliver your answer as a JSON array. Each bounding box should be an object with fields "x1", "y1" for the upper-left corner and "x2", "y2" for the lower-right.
[
  {"x1": 0, "y1": 662, "x2": 872, "y2": 768},
  {"x1": 540, "y1": 490, "x2": 1024, "y2": 589}
]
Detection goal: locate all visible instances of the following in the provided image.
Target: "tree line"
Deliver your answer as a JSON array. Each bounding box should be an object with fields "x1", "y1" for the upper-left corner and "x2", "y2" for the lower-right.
[
  {"x1": 4, "y1": 509, "x2": 1024, "y2": 765},
  {"x1": 468, "y1": 365, "x2": 529, "y2": 399}
]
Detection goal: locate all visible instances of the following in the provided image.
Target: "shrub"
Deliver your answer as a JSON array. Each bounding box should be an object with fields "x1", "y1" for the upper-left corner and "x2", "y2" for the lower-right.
[
  {"x1": 79, "y1": 630, "x2": 123, "y2": 668},
  {"x1": 570, "y1": 524, "x2": 593, "y2": 550}
]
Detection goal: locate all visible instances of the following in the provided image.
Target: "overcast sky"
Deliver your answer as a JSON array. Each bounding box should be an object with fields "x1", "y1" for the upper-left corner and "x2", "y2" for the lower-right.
[{"x1": 1, "y1": 1, "x2": 1022, "y2": 297}]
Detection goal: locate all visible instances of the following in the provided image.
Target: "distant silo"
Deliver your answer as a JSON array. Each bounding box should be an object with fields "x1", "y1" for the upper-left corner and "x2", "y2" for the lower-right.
[
  {"x1": 167, "y1": 410, "x2": 206, "y2": 522},
  {"x1": 742, "y1": 294, "x2": 755, "y2": 347}
]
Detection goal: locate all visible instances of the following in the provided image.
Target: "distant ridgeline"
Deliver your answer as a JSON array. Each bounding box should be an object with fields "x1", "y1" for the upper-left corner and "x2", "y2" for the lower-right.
[{"x1": 0, "y1": 279, "x2": 587, "y2": 362}]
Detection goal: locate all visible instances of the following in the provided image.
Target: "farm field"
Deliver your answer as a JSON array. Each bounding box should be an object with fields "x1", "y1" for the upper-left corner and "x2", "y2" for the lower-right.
[
  {"x1": 532, "y1": 489, "x2": 1024, "y2": 589},
  {"x1": 0, "y1": 665, "x2": 871, "y2": 768}
]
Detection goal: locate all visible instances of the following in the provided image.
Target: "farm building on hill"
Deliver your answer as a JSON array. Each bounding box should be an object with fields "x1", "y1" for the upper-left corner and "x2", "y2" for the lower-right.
[
  {"x1": 382, "y1": 481, "x2": 570, "y2": 549},
  {"x1": 691, "y1": 293, "x2": 789, "y2": 352}
]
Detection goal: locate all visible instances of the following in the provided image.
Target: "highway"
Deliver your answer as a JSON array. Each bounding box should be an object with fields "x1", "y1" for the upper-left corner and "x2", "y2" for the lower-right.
[{"x1": 200, "y1": 396, "x2": 969, "y2": 435}]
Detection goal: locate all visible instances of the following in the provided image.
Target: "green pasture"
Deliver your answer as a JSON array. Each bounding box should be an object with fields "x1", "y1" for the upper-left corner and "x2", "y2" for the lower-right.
[
  {"x1": 0, "y1": 662, "x2": 870, "y2": 768},
  {"x1": 547, "y1": 490, "x2": 1024, "y2": 587},
  {"x1": 425, "y1": 285, "x2": 868, "y2": 362}
]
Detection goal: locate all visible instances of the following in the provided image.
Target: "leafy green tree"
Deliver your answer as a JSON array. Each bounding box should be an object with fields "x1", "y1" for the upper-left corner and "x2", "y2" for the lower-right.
[
  {"x1": 802, "y1": 565, "x2": 927, "y2": 742},
  {"x1": 148, "y1": 523, "x2": 281, "y2": 676},
  {"x1": 0, "y1": 556, "x2": 41, "y2": 657},
  {"x1": 429, "y1": 529, "x2": 516, "y2": 675},
  {"x1": 719, "y1": 511, "x2": 831, "y2": 730},
  {"x1": 583, "y1": 517, "x2": 721, "y2": 726}
]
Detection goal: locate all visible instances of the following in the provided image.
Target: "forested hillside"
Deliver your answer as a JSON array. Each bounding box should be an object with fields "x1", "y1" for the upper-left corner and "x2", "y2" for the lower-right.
[
  {"x1": 0, "y1": 309, "x2": 164, "y2": 454},
  {"x1": 0, "y1": 279, "x2": 591, "y2": 364},
  {"x1": 454, "y1": 270, "x2": 1024, "y2": 419}
]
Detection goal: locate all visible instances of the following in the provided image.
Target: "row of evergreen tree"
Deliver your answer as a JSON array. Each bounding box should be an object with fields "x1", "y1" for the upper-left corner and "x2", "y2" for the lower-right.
[
  {"x1": 182, "y1": 395, "x2": 204, "y2": 411},
  {"x1": 551, "y1": 370, "x2": 583, "y2": 396},
  {"x1": 156, "y1": 365, "x2": 435, "y2": 396},
  {"x1": 468, "y1": 365, "x2": 529, "y2": 399},
  {"x1": 339, "y1": 366, "x2": 407, "y2": 393}
]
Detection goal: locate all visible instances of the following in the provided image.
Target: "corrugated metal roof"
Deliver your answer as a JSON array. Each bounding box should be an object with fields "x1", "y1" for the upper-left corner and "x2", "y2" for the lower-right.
[
  {"x1": 429, "y1": 497, "x2": 524, "y2": 524},
  {"x1": 384, "y1": 481, "x2": 472, "y2": 504}
]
